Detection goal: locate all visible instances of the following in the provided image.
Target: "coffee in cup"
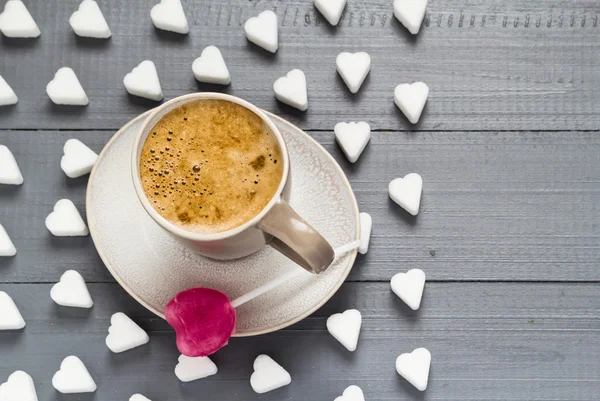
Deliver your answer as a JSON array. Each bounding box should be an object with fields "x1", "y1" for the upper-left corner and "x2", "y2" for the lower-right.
[{"x1": 139, "y1": 99, "x2": 284, "y2": 234}]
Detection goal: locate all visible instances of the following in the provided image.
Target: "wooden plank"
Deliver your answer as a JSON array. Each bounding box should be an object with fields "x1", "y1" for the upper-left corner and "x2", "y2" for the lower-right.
[
  {"x1": 1, "y1": 129, "x2": 598, "y2": 282},
  {"x1": 0, "y1": 0, "x2": 599, "y2": 131},
  {"x1": 0, "y1": 282, "x2": 598, "y2": 401}
]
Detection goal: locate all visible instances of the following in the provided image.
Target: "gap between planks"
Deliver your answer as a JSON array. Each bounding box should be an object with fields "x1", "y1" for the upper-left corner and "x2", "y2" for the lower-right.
[
  {"x1": 2, "y1": 129, "x2": 600, "y2": 133},
  {"x1": 3, "y1": 280, "x2": 600, "y2": 285}
]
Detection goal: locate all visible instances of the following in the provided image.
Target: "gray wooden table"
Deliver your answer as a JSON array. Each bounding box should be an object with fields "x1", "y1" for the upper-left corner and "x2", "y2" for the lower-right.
[{"x1": 1, "y1": 0, "x2": 599, "y2": 400}]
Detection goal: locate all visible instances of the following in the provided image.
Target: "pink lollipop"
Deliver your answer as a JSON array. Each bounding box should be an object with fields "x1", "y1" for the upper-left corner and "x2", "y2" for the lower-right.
[
  {"x1": 165, "y1": 288, "x2": 236, "y2": 357},
  {"x1": 165, "y1": 240, "x2": 360, "y2": 357}
]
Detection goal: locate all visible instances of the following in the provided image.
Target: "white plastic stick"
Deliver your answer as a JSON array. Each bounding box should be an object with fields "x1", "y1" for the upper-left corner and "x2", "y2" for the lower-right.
[
  {"x1": 334, "y1": 240, "x2": 361, "y2": 259},
  {"x1": 231, "y1": 268, "x2": 301, "y2": 308},
  {"x1": 230, "y1": 240, "x2": 360, "y2": 308}
]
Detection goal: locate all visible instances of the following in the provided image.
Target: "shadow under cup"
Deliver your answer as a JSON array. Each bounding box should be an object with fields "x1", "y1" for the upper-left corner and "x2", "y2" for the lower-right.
[{"x1": 130, "y1": 93, "x2": 335, "y2": 274}]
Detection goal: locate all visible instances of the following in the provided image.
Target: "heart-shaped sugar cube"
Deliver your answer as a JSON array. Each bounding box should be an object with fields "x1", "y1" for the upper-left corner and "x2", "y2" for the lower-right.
[
  {"x1": 393, "y1": 0, "x2": 428, "y2": 34},
  {"x1": 51, "y1": 270, "x2": 94, "y2": 308},
  {"x1": 0, "y1": 224, "x2": 17, "y2": 257},
  {"x1": 0, "y1": 0, "x2": 40, "y2": 38},
  {"x1": 192, "y1": 46, "x2": 231, "y2": 85},
  {"x1": 0, "y1": 371, "x2": 38, "y2": 401},
  {"x1": 69, "y1": 0, "x2": 111, "y2": 38},
  {"x1": 124, "y1": 60, "x2": 163, "y2": 101},
  {"x1": 274, "y1": 69, "x2": 308, "y2": 111},
  {"x1": 60, "y1": 139, "x2": 98, "y2": 178},
  {"x1": 151, "y1": 0, "x2": 189, "y2": 34},
  {"x1": 314, "y1": 0, "x2": 347, "y2": 26},
  {"x1": 244, "y1": 10, "x2": 278, "y2": 53},
  {"x1": 0, "y1": 145, "x2": 23, "y2": 185},
  {"x1": 358, "y1": 212, "x2": 372, "y2": 254},
  {"x1": 165, "y1": 287, "x2": 236, "y2": 357},
  {"x1": 174, "y1": 354, "x2": 218, "y2": 382},
  {"x1": 0, "y1": 74, "x2": 18, "y2": 106},
  {"x1": 334, "y1": 385, "x2": 365, "y2": 401},
  {"x1": 250, "y1": 355, "x2": 291, "y2": 394},
  {"x1": 46, "y1": 68, "x2": 89, "y2": 106},
  {"x1": 52, "y1": 356, "x2": 96, "y2": 394},
  {"x1": 334, "y1": 122, "x2": 370, "y2": 163},
  {"x1": 130, "y1": 394, "x2": 152, "y2": 401},
  {"x1": 105, "y1": 312, "x2": 149, "y2": 353},
  {"x1": 388, "y1": 173, "x2": 423, "y2": 216},
  {"x1": 394, "y1": 82, "x2": 429, "y2": 124},
  {"x1": 336, "y1": 52, "x2": 371, "y2": 94},
  {"x1": 45, "y1": 199, "x2": 89, "y2": 236},
  {"x1": 395, "y1": 347, "x2": 431, "y2": 391},
  {"x1": 391, "y1": 268, "x2": 426, "y2": 310},
  {"x1": 326, "y1": 309, "x2": 362, "y2": 352},
  {"x1": 0, "y1": 292, "x2": 25, "y2": 330}
]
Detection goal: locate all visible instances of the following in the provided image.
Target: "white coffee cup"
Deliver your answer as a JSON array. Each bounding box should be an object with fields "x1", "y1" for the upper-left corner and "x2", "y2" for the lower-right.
[{"x1": 131, "y1": 93, "x2": 335, "y2": 274}]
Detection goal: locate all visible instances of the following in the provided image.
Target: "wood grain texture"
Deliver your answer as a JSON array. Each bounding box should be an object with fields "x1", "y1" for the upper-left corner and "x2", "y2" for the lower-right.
[
  {"x1": 1, "y1": 0, "x2": 599, "y2": 399},
  {"x1": 1, "y1": 129, "x2": 598, "y2": 283},
  {"x1": 0, "y1": 0, "x2": 599, "y2": 130},
  {"x1": 0, "y1": 282, "x2": 598, "y2": 401}
]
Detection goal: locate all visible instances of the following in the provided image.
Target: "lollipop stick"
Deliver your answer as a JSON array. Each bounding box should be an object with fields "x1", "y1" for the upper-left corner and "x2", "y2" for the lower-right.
[
  {"x1": 334, "y1": 240, "x2": 361, "y2": 258},
  {"x1": 231, "y1": 240, "x2": 361, "y2": 309},
  {"x1": 231, "y1": 269, "x2": 302, "y2": 308}
]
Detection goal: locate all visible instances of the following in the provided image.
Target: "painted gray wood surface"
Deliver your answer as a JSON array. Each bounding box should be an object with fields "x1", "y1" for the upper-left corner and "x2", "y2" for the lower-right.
[
  {"x1": 1, "y1": 129, "x2": 598, "y2": 282},
  {"x1": 0, "y1": 0, "x2": 599, "y2": 130},
  {"x1": 0, "y1": 282, "x2": 598, "y2": 401},
  {"x1": 1, "y1": 0, "x2": 599, "y2": 400}
]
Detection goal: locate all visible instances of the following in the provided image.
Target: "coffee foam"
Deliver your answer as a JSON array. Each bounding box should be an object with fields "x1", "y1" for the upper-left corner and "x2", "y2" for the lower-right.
[{"x1": 140, "y1": 100, "x2": 283, "y2": 233}]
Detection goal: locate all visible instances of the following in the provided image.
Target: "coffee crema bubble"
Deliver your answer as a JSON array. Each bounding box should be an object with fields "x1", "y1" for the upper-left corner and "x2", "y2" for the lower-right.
[{"x1": 139, "y1": 99, "x2": 283, "y2": 234}]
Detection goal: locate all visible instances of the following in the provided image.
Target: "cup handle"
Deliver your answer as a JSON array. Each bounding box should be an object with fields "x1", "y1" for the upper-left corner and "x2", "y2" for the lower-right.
[{"x1": 258, "y1": 200, "x2": 335, "y2": 274}]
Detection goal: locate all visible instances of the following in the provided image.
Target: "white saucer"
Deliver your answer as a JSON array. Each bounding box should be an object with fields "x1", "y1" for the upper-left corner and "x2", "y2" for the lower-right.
[{"x1": 87, "y1": 110, "x2": 359, "y2": 336}]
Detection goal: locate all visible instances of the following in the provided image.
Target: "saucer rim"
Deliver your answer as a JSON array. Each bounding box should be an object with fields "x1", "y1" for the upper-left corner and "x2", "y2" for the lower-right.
[{"x1": 87, "y1": 109, "x2": 359, "y2": 337}]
